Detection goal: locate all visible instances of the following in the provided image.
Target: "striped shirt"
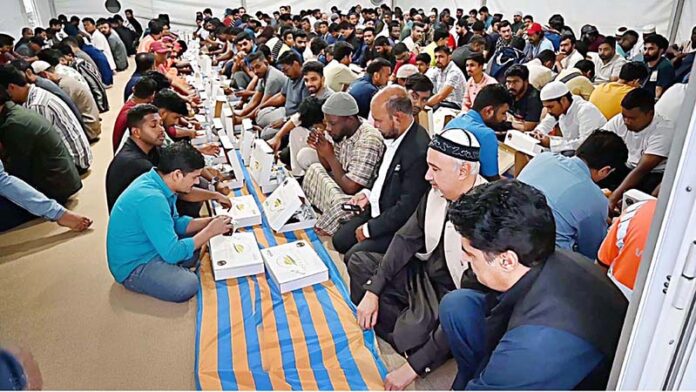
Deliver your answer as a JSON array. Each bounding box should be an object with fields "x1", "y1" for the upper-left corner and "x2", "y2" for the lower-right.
[{"x1": 25, "y1": 85, "x2": 93, "y2": 170}]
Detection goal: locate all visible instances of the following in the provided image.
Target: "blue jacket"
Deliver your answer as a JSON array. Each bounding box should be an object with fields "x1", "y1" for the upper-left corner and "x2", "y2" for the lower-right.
[
  {"x1": 348, "y1": 75, "x2": 378, "y2": 119},
  {"x1": 445, "y1": 110, "x2": 499, "y2": 178},
  {"x1": 82, "y1": 44, "x2": 114, "y2": 86}
]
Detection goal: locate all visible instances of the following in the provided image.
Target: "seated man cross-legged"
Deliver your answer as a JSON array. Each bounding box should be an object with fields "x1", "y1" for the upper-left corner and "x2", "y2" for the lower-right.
[
  {"x1": 301, "y1": 92, "x2": 384, "y2": 235},
  {"x1": 348, "y1": 128, "x2": 487, "y2": 389},
  {"x1": 441, "y1": 180, "x2": 628, "y2": 389},
  {"x1": 333, "y1": 86, "x2": 431, "y2": 260},
  {"x1": 107, "y1": 142, "x2": 233, "y2": 303}
]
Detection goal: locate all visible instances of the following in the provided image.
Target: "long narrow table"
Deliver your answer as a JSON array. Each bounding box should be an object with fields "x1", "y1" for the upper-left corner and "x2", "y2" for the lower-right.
[{"x1": 195, "y1": 151, "x2": 387, "y2": 390}]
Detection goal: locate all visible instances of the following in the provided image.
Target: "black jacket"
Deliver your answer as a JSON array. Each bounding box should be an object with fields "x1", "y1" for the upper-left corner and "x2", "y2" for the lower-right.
[{"x1": 366, "y1": 122, "x2": 431, "y2": 239}]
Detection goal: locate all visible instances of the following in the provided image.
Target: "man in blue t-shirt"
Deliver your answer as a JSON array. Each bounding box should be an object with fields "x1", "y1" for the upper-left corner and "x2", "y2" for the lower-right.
[{"x1": 444, "y1": 84, "x2": 513, "y2": 181}]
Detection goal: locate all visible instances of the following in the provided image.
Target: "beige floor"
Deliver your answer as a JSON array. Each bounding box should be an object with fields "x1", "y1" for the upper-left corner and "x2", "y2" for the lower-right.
[{"x1": 0, "y1": 59, "x2": 454, "y2": 390}]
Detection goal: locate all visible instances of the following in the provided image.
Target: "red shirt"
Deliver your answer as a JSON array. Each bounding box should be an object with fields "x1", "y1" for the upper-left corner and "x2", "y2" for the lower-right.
[
  {"x1": 113, "y1": 99, "x2": 138, "y2": 152},
  {"x1": 393, "y1": 52, "x2": 417, "y2": 76}
]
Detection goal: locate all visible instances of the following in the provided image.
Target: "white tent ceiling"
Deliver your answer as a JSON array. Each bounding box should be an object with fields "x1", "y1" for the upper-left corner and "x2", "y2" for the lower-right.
[{"x1": 0, "y1": 0, "x2": 694, "y2": 44}]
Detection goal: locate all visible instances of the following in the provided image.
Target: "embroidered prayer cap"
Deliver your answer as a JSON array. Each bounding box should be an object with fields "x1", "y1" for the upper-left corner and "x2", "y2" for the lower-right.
[
  {"x1": 540, "y1": 81, "x2": 570, "y2": 101},
  {"x1": 322, "y1": 92, "x2": 360, "y2": 116},
  {"x1": 429, "y1": 128, "x2": 480, "y2": 162},
  {"x1": 396, "y1": 64, "x2": 418, "y2": 79}
]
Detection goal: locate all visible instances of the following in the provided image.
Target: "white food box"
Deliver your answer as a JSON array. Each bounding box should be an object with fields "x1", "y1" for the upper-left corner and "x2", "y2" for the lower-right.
[
  {"x1": 224, "y1": 149, "x2": 245, "y2": 189},
  {"x1": 260, "y1": 240, "x2": 329, "y2": 293},
  {"x1": 240, "y1": 119, "x2": 256, "y2": 165},
  {"x1": 222, "y1": 107, "x2": 234, "y2": 134},
  {"x1": 249, "y1": 139, "x2": 279, "y2": 194},
  {"x1": 205, "y1": 150, "x2": 227, "y2": 166},
  {"x1": 213, "y1": 195, "x2": 262, "y2": 228},
  {"x1": 209, "y1": 232, "x2": 264, "y2": 281},
  {"x1": 622, "y1": 189, "x2": 657, "y2": 212},
  {"x1": 219, "y1": 131, "x2": 238, "y2": 150},
  {"x1": 262, "y1": 176, "x2": 318, "y2": 233},
  {"x1": 191, "y1": 130, "x2": 209, "y2": 146},
  {"x1": 504, "y1": 130, "x2": 545, "y2": 157}
]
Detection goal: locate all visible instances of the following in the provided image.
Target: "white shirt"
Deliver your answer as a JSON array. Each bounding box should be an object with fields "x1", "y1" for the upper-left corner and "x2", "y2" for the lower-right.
[
  {"x1": 89, "y1": 30, "x2": 117, "y2": 71},
  {"x1": 361, "y1": 121, "x2": 413, "y2": 237},
  {"x1": 560, "y1": 49, "x2": 584, "y2": 70},
  {"x1": 593, "y1": 54, "x2": 627, "y2": 84},
  {"x1": 526, "y1": 58, "x2": 555, "y2": 91},
  {"x1": 603, "y1": 113, "x2": 673, "y2": 172},
  {"x1": 656, "y1": 83, "x2": 687, "y2": 123},
  {"x1": 535, "y1": 95, "x2": 607, "y2": 152},
  {"x1": 401, "y1": 36, "x2": 416, "y2": 51}
]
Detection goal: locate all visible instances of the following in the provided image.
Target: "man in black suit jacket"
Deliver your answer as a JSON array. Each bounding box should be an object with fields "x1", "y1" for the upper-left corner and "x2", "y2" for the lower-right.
[{"x1": 333, "y1": 86, "x2": 431, "y2": 261}]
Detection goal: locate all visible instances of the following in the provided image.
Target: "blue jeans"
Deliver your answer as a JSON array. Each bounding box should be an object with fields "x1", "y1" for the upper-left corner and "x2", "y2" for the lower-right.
[
  {"x1": 439, "y1": 289, "x2": 488, "y2": 389},
  {"x1": 122, "y1": 251, "x2": 200, "y2": 303}
]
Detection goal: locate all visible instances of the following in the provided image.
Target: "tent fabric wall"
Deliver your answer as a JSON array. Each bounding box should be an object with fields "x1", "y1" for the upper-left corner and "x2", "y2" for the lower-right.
[
  {"x1": 0, "y1": 1, "x2": 30, "y2": 38},
  {"x1": 488, "y1": 0, "x2": 674, "y2": 40},
  {"x1": 677, "y1": 0, "x2": 696, "y2": 44}
]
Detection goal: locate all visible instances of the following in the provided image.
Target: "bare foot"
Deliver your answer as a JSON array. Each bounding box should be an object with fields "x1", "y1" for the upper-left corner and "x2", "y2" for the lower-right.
[{"x1": 57, "y1": 210, "x2": 93, "y2": 232}]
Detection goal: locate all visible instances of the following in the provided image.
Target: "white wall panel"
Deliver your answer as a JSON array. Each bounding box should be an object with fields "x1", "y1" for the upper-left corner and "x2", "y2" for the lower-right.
[
  {"x1": 0, "y1": 1, "x2": 30, "y2": 38},
  {"x1": 677, "y1": 0, "x2": 696, "y2": 43},
  {"x1": 488, "y1": 0, "x2": 674, "y2": 39}
]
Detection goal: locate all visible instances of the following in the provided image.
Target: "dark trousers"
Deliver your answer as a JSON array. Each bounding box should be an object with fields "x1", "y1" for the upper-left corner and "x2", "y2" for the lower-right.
[
  {"x1": 0, "y1": 196, "x2": 36, "y2": 232},
  {"x1": 439, "y1": 289, "x2": 488, "y2": 389},
  {"x1": 598, "y1": 164, "x2": 664, "y2": 194},
  {"x1": 332, "y1": 210, "x2": 394, "y2": 262},
  {"x1": 346, "y1": 251, "x2": 410, "y2": 344}
]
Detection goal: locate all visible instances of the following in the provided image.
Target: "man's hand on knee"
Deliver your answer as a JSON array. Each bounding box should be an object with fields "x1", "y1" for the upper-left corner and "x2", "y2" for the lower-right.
[{"x1": 357, "y1": 291, "x2": 379, "y2": 330}]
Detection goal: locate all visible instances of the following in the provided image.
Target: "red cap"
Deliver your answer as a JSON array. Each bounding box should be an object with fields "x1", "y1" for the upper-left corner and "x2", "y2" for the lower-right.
[
  {"x1": 527, "y1": 22, "x2": 543, "y2": 35},
  {"x1": 150, "y1": 40, "x2": 171, "y2": 54}
]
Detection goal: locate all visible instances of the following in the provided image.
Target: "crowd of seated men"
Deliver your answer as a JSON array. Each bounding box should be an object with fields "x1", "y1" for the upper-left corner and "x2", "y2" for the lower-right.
[{"x1": 1, "y1": 3, "x2": 689, "y2": 390}]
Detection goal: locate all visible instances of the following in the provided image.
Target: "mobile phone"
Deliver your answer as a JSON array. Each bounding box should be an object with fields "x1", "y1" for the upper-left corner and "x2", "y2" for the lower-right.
[{"x1": 341, "y1": 203, "x2": 362, "y2": 212}]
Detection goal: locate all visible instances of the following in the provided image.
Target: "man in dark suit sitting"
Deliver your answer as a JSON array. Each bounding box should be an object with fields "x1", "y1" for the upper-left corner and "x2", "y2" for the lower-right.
[{"x1": 332, "y1": 85, "x2": 431, "y2": 261}]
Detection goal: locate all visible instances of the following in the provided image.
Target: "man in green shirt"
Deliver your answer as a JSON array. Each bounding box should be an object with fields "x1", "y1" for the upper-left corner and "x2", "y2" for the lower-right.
[{"x1": 0, "y1": 100, "x2": 82, "y2": 203}]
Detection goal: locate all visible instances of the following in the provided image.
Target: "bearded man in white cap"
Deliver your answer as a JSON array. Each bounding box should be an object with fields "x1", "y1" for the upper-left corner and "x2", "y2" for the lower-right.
[
  {"x1": 347, "y1": 128, "x2": 487, "y2": 390},
  {"x1": 532, "y1": 81, "x2": 606, "y2": 152},
  {"x1": 302, "y1": 92, "x2": 384, "y2": 235}
]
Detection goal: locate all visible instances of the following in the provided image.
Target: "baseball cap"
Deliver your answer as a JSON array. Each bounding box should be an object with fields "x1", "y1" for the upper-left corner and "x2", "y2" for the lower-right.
[
  {"x1": 527, "y1": 22, "x2": 543, "y2": 35},
  {"x1": 150, "y1": 41, "x2": 171, "y2": 54},
  {"x1": 540, "y1": 81, "x2": 570, "y2": 101}
]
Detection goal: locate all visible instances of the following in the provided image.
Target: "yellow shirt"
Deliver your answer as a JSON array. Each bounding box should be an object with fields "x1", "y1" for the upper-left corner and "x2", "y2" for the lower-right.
[
  {"x1": 589, "y1": 82, "x2": 635, "y2": 120},
  {"x1": 423, "y1": 42, "x2": 437, "y2": 67}
]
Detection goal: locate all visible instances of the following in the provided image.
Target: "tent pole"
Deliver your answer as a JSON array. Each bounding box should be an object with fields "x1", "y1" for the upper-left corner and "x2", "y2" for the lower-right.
[{"x1": 668, "y1": 0, "x2": 686, "y2": 43}]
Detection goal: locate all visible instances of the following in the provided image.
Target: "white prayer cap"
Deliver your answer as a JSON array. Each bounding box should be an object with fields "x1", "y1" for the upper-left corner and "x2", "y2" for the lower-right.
[
  {"x1": 615, "y1": 26, "x2": 627, "y2": 37},
  {"x1": 396, "y1": 64, "x2": 418, "y2": 79},
  {"x1": 31, "y1": 61, "x2": 51, "y2": 74},
  {"x1": 513, "y1": 10, "x2": 523, "y2": 17},
  {"x1": 430, "y1": 128, "x2": 481, "y2": 162},
  {"x1": 643, "y1": 24, "x2": 656, "y2": 34},
  {"x1": 540, "y1": 81, "x2": 570, "y2": 101}
]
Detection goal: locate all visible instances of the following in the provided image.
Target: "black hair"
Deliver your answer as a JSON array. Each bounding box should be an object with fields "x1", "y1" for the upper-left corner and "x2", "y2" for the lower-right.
[
  {"x1": 338, "y1": 21, "x2": 354, "y2": 31},
  {"x1": 471, "y1": 20, "x2": 485, "y2": 32},
  {"x1": 405, "y1": 73, "x2": 433, "y2": 93},
  {"x1": 576, "y1": 130, "x2": 629, "y2": 171},
  {"x1": 234, "y1": 31, "x2": 254, "y2": 44},
  {"x1": 560, "y1": 33, "x2": 576, "y2": 45},
  {"x1": 621, "y1": 88, "x2": 655, "y2": 113},
  {"x1": 504, "y1": 64, "x2": 529, "y2": 81},
  {"x1": 472, "y1": 84, "x2": 513, "y2": 112},
  {"x1": 293, "y1": 30, "x2": 308, "y2": 40},
  {"x1": 0, "y1": 34, "x2": 14, "y2": 47},
  {"x1": 37, "y1": 49, "x2": 63, "y2": 67},
  {"x1": 498, "y1": 20, "x2": 511, "y2": 29},
  {"x1": 96, "y1": 18, "x2": 109, "y2": 26},
  {"x1": 433, "y1": 28, "x2": 449, "y2": 42},
  {"x1": 619, "y1": 61, "x2": 649, "y2": 82},
  {"x1": 10, "y1": 59, "x2": 31, "y2": 73},
  {"x1": 333, "y1": 41, "x2": 353, "y2": 61},
  {"x1": 298, "y1": 96, "x2": 325, "y2": 127},
  {"x1": 126, "y1": 103, "x2": 160, "y2": 129},
  {"x1": 478, "y1": 6, "x2": 489, "y2": 13},
  {"x1": 302, "y1": 60, "x2": 324, "y2": 76},
  {"x1": 363, "y1": 27, "x2": 376, "y2": 35},
  {"x1": 415, "y1": 52, "x2": 431, "y2": 64},
  {"x1": 135, "y1": 52, "x2": 156, "y2": 73},
  {"x1": 466, "y1": 52, "x2": 485, "y2": 66},
  {"x1": 277, "y1": 50, "x2": 301, "y2": 66},
  {"x1": 510, "y1": 36, "x2": 526, "y2": 51},
  {"x1": 601, "y1": 36, "x2": 617, "y2": 50},
  {"x1": 434, "y1": 45, "x2": 451, "y2": 55},
  {"x1": 55, "y1": 44, "x2": 73, "y2": 57},
  {"x1": 310, "y1": 37, "x2": 328, "y2": 56},
  {"x1": 448, "y1": 179, "x2": 556, "y2": 267},
  {"x1": 366, "y1": 57, "x2": 392, "y2": 75},
  {"x1": 575, "y1": 59, "x2": 595, "y2": 78},
  {"x1": 82, "y1": 17, "x2": 96, "y2": 25},
  {"x1": 132, "y1": 77, "x2": 158, "y2": 99},
  {"x1": 246, "y1": 51, "x2": 266, "y2": 64},
  {"x1": 0, "y1": 64, "x2": 27, "y2": 88},
  {"x1": 623, "y1": 30, "x2": 639, "y2": 40},
  {"x1": 537, "y1": 49, "x2": 556, "y2": 64},
  {"x1": 469, "y1": 35, "x2": 486, "y2": 47},
  {"x1": 524, "y1": 15, "x2": 534, "y2": 22},
  {"x1": 158, "y1": 141, "x2": 205, "y2": 175},
  {"x1": 153, "y1": 88, "x2": 187, "y2": 115},
  {"x1": 49, "y1": 18, "x2": 61, "y2": 26},
  {"x1": 29, "y1": 37, "x2": 45, "y2": 47},
  {"x1": 644, "y1": 34, "x2": 669, "y2": 50},
  {"x1": 149, "y1": 20, "x2": 164, "y2": 35},
  {"x1": 392, "y1": 42, "x2": 409, "y2": 56}
]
